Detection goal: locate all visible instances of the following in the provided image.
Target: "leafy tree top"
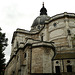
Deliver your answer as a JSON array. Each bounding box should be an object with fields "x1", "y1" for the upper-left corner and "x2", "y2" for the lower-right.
[{"x1": 0, "y1": 27, "x2": 8, "y2": 75}]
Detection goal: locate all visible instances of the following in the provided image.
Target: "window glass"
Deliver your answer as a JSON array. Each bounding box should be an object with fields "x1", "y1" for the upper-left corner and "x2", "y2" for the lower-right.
[
  {"x1": 53, "y1": 23, "x2": 57, "y2": 27},
  {"x1": 38, "y1": 26, "x2": 40, "y2": 29},
  {"x1": 67, "y1": 65, "x2": 72, "y2": 72},
  {"x1": 24, "y1": 53, "x2": 26, "y2": 58},
  {"x1": 55, "y1": 66, "x2": 60, "y2": 73}
]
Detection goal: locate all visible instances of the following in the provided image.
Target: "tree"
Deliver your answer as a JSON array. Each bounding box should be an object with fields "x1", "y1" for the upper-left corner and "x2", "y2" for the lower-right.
[
  {"x1": 72, "y1": 34, "x2": 75, "y2": 40},
  {"x1": 73, "y1": 35, "x2": 75, "y2": 40},
  {"x1": 0, "y1": 28, "x2": 8, "y2": 75}
]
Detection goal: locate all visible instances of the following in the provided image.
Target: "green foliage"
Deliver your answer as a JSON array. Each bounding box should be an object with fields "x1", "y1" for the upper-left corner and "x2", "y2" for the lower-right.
[
  {"x1": 73, "y1": 35, "x2": 75, "y2": 40},
  {"x1": 72, "y1": 35, "x2": 75, "y2": 40},
  {"x1": 0, "y1": 28, "x2": 8, "y2": 75}
]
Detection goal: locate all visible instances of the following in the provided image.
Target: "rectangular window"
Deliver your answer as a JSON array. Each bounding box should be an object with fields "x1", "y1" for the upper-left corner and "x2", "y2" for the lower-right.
[
  {"x1": 67, "y1": 65, "x2": 72, "y2": 72},
  {"x1": 13, "y1": 71, "x2": 15, "y2": 75},
  {"x1": 41, "y1": 36, "x2": 43, "y2": 41},
  {"x1": 55, "y1": 66, "x2": 60, "y2": 73},
  {"x1": 24, "y1": 53, "x2": 26, "y2": 58}
]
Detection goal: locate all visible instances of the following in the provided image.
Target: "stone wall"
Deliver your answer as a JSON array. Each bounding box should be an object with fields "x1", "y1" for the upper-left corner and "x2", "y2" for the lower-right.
[{"x1": 31, "y1": 46, "x2": 54, "y2": 73}]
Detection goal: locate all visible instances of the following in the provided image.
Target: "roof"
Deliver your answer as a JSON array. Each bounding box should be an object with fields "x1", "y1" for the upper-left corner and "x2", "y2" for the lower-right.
[
  {"x1": 32, "y1": 15, "x2": 50, "y2": 27},
  {"x1": 32, "y1": 3, "x2": 50, "y2": 27},
  {"x1": 54, "y1": 53, "x2": 75, "y2": 60},
  {"x1": 45, "y1": 12, "x2": 75, "y2": 24}
]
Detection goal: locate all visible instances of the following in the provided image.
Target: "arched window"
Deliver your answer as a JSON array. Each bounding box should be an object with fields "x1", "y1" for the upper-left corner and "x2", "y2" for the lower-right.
[
  {"x1": 41, "y1": 33, "x2": 44, "y2": 41},
  {"x1": 41, "y1": 35, "x2": 43, "y2": 41},
  {"x1": 67, "y1": 29, "x2": 71, "y2": 35}
]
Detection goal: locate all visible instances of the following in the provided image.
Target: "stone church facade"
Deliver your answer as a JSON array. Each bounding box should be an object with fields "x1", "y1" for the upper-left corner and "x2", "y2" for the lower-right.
[{"x1": 5, "y1": 3, "x2": 75, "y2": 75}]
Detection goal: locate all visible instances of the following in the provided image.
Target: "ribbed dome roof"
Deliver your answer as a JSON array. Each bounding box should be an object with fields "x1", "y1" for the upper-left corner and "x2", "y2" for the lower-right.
[
  {"x1": 32, "y1": 15, "x2": 50, "y2": 27},
  {"x1": 32, "y1": 2, "x2": 50, "y2": 27}
]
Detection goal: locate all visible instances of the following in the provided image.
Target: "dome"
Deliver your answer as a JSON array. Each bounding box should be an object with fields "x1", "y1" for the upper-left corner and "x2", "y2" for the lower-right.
[
  {"x1": 32, "y1": 15, "x2": 50, "y2": 27},
  {"x1": 32, "y1": 2, "x2": 50, "y2": 27}
]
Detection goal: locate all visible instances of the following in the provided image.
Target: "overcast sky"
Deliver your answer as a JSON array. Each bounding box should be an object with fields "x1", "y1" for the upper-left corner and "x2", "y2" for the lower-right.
[{"x1": 0, "y1": 0, "x2": 75, "y2": 63}]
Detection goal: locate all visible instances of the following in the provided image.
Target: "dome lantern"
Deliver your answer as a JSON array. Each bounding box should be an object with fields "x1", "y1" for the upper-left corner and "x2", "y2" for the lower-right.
[
  {"x1": 31, "y1": 2, "x2": 50, "y2": 28},
  {"x1": 40, "y1": 2, "x2": 47, "y2": 15}
]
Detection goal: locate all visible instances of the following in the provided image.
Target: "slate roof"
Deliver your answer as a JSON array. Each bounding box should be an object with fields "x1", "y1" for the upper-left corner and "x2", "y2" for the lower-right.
[{"x1": 54, "y1": 53, "x2": 75, "y2": 60}]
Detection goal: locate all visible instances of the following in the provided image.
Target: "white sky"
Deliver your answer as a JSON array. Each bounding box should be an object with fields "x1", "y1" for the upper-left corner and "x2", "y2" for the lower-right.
[{"x1": 0, "y1": 0, "x2": 75, "y2": 63}]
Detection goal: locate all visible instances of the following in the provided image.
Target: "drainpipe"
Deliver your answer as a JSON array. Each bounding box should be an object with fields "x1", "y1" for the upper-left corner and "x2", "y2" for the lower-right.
[
  {"x1": 30, "y1": 44, "x2": 32, "y2": 75},
  {"x1": 62, "y1": 59, "x2": 64, "y2": 73},
  {"x1": 51, "y1": 45, "x2": 56, "y2": 74}
]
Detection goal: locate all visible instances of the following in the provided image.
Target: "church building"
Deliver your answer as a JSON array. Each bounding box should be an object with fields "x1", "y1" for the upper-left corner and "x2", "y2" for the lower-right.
[{"x1": 5, "y1": 3, "x2": 75, "y2": 75}]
